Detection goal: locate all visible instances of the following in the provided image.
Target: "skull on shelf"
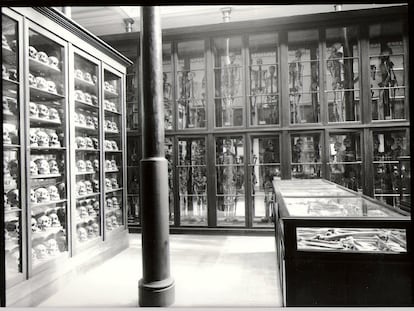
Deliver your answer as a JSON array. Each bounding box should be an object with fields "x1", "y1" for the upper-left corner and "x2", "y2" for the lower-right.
[
  {"x1": 84, "y1": 180, "x2": 93, "y2": 194},
  {"x1": 85, "y1": 160, "x2": 93, "y2": 172},
  {"x1": 36, "y1": 130, "x2": 50, "y2": 147},
  {"x1": 35, "y1": 244, "x2": 47, "y2": 259},
  {"x1": 77, "y1": 227, "x2": 88, "y2": 242},
  {"x1": 111, "y1": 215, "x2": 118, "y2": 228},
  {"x1": 106, "y1": 197, "x2": 113, "y2": 209},
  {"x1": 110, "y1": 102, "x2": 117, "y2": 112},
  {"x1": 35, "y1": 76, "x2": 48, "y2": 91},
  {"x1": 37, "y1": 215, "x2": 50, "y2": 231},
  {"x1": 78, "y1": 113, "x2": 86, "y2": 125},
  {"x1": 105, "y1": 140, "x2": 112, "y2": 150},
  {"x1": 111, "y1": 160, "x2": 117, "y2": 170},
  {"x1": 30, "y1": 160, "x2": 38, "y2": 175},
  {"x1": 3, "y1": 127, "x2": 11, "y2": 144},
  {"x1": 48, "y1": 108, "x2": 61, "y2": 122},
  {"x1": 105, "y1": 160, "x2": 112, "y2": 170},
  {"x1": 86, "y1": 226, "x2": 94, "y2": 238},
  {"x1": 92, "y1": 75, "x2": 97, "y2": 84},
  {"x1": 92, "y1": 138, "x2": 99, "y2": 149},
  {"x1": 36, "y1": 159, "x2": 50, "y2": 175},
  {"x1": 46, "y1": 239, "x2": 59, "y2": 256},
  {"x1": 105, "y1": 120, "x2": 112, "y2": 131},
  {"x1": 93, "y1": 159, "x2": 99, "y2": 171},
  {"x1": 77, "y1": 159, "x2": 86, "y2": 172},
  {"x1": 6, "y1": 189, "x2": 19, "y2": 206},
  {"x1": 48, "y1": 213, "x2": 60, "y2": 227},
  {"x1": 111, "y1": 178, "x2": 118, "y2": 189},
  {"x1": 36, "y1": 51, "x2": 49, "y2": 64},
  {"x1": 31, "y1": 217, "x2": 39, "y2": 232},
  {"x1": 104, "y1": 100, "x2": 111, "y2": 110},
  {"x1": 76, "y1": 136, "x2": 86, "y2": 149},
  {"x1": 47, "y1": 80, "x2": 57, "y2": 94},
  {"x1": 112, "y1": 197, "x2": 119, "y2": 208},
  {"x1": 92, "y1": 179, "x2": 99, "y2": 192},
  {"x1": 111, "y1": 141, "x2": 118, "y2": 150},
  {"x1": 75, "y1": 69, "x2": 83, "y2": 80},
  {"x1": 112, "y1": 122, "x2": 118, "y2": 132},
  {"x1": 30, "y1": 189, "x2": 36, "y2": 203},
  {"x1": 2, "y1": 34, "x2": 8, "y2": 46},
  {"x1": 85, "y1": 137, "x2": 93, "y2": 149},
  {"x1": 57, "y1": 182, "x2": 66, "y2": 198},
  {"x1": 79, "y1": 206, "x2": 88, "y2": 218},
  {"x1": 115, "y1": 209, "x2": 122, "y2": 219},
  {"x1": 29, "y1": 129, "x2": 38, "y2": 146},
  {"x1": 75, "y1": 90, "x2": 85, "y2": 102},
  {"x1": 109, "y1": 84, "x2": 115, "y2": 93},
  {"x1": 76, "y1": 181, "x2": 86, "y2": 196},
  {"x1": 28, "y1": 73, "x2": 37, "y2": 87},
  {"x1": 28, "y1": 46, "x2": 38, "y2": 59},
  {"x1": 104, "y1": 81, "x2": 110, "y2": 91},
  {"x1": 92, "y1": 222, "x2": 99, "y2": 234},
  {"x1": 48, "y1": 56, "x2": 59, "y2": 68},
  {"x1": 48, "y1": 185, "x2": 60, "y2": 201},
  {"x1": 83, "y1": 72, "x2": 92, "y2": 83},
  {"x1": 48, "y1": 159, "x2": 59, "y2": 174},
  {"x1": 92, "y1": 199, "x2": 100, "y2": 211},
  {"x1": 105, "y1": 178, "x2": 112, "y2": 190},
  {"x1": 29, "y1": 102, "x2": 39, "y2": 118},
  {"x1": 88, "y1": 204, "x2": 97, "y2": 217},
  {"x1": 86, "y1": 115, "x2": 94, "y2": 128},
  {"x1": 74, "y1": 112, "x2": 79, "y2": 124},
  {"x1": 106, "y1": 217, "x2": 113, "y2": 231},
  {"x1": 84, "y1": 93, "x2": 92, "y2": 104},
  {"x1": 91, "y1": 95, "x2": 98, "y2": 106},
  {"x1": 37, "y1": 104, "x2": 49, "y2": 119},
  {"x1": 35, "y1": 187, "x2": 50, "y2": 203},
  {"x1": 49, "y1": 132, "x2": 61, "y2": 148}
]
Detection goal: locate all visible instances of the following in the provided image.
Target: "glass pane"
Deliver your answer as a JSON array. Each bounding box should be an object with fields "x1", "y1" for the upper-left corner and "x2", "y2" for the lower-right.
[
  {"x1": 249, "y1": 33, "x2": 279, "y2": 126},
  {"x1": 328, "y1": 132, "x2": 362, "y2": 191},
  {"x1": 251, "y1": 136, "x2": 280, "y2": 227},
  {"x1": 216, "y1": 137, "x2": 245, "y2": 226},
  {"x1": 165, "y1": 137, "x2": 174, "y2": 223},
  {"x1": 28, "y1": 28, "x2": 68, "y2": 265},
  {"x1": 163, "y1": 43, "x2": 173, "y2": 129},
  {"x1": 326, "y1": 26, "x2": 360, "y2": 122},
  {"x1": 369, "y1": 22, "x2": 405, "y2": 120},
  {"x1": 126, "y1": 61, "x2": 139, "y2": 130},
  {"x1": 214, "y1": 36, "x2": 243, "y2": 127},
  {"x1": 176, "y1": 40, "x2": 206, "y2": 129},
  {"x1": 291, "y1": 133, "x2": 322, "y2": 178},
  {"x1": 127, "y1": 136, "x2": 140, "y2": 225},
  {"x1": 288, "y1": 29, "x2": 320, "y2": 124}
]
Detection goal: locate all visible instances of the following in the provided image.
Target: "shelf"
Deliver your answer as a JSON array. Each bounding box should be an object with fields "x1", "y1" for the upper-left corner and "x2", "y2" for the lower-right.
[
  {"x1": 2, "y1": 46, "x2": 16, "y2": 63},
  {"x1": 105, "y1": 207, "x2": 122, "y2": 214},
  {"x1": 105, "y1": 187, "x2": 123, "y2": 194},
  {"x1": 104, "y1": 89, "x2": 119, "y2": 99},
  {"x1": 105, "y1": 150, "x2": 122, "y2": 153},
  {"x1": 75, "y1": 77, "x2": 97, "y2": 94},
  {"x1": 75, "y1": 99, "x2": 99, "y2": 110},
  {"x1": 4, "y1": 208, "x2": 22, "y2": 214},
  {"x1": 30, "y1": 86, "x2": 65, "y2": 101},
  {"x1": 31, "y1": 173, "x2": 61, "y2": 179},
  {"x1": 29, "y1": 57, "x2": 61, "y2": 74},
  {"x1": 76, "y1": 148, "x2": 99, "y2": 152},
  {"x1": 76, "y1": 192, "x2": 100, "y2": 200},
  {"x1": 105, "y1": 169, "x2": 119, "y2": 173},
  {"x1": 104, "y1": 130, "x2": 120, "y2": 135},
  {"x1": 31, "y1": 146, "x2": 66, "y2": 152},
  {"x1": 2, "y1": 77, "x2": 19, "y2": 87},
  {"x1": 4, "y1": 144, "x2": 20, "y2": 149},
  {"x1": 75, "y1": 215, "x2": 100, "y2": 225},
  {"x1": 76, "y1": 171, "x2": 97, "y2": 176},
  {"x1": 75, "y1": 124, "x2": 98, "y2": 132},
  {"x1": 104, "y1": 109, "x2": 121, "y2": 115},
  {"x1": 30, "y1": 117, "x2": 62, "y2": 126},
  {"x1": 32, "y1": 226, "x2": 65, "y2": 238},
  {"x1": 31, "y1": 199, "x2": 67, "y2": 208}
]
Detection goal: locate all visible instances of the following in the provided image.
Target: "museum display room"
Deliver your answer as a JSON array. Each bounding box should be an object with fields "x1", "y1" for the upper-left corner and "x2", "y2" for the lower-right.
[{"x1": 1, "y1": 4, "x2": 412, "y2": 307}]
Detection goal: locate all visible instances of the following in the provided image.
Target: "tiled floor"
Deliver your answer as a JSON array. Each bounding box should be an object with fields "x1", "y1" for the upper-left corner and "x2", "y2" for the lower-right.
[{"x1": 39, "y1": 233, "x2": 282, "y2": 308}]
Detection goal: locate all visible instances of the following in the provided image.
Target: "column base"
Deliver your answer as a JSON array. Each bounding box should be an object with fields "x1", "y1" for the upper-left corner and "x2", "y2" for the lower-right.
[{"x1": 138, "y1": 278, "x2": 175, "y2": 307}]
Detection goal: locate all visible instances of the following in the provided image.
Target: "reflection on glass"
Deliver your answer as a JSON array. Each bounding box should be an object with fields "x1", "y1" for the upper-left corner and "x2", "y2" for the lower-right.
[
  {"x1": 251, "y1": 137, "x2": 280, "y2": 227},
  {"x1": 370, "y1": 22, "x2": 405, "y2": 120},
  {"x1": 288, "y1": 29, "x2": 319, "y2": 124},
  {"x1": 165, "y1": 137, "x2": 174, "y2": 223},
  {"x1": 178, "y1": 138, "x2": 207, "y2": 225},
  {"x1": 249, "y1": 33, "x2": 279, "y2": 125},
  {"x1": 326, "y1": 26, "x2": 360, "y2": 122},
  {"x1": 176, "y1": 41, "x2": 206, "y2": 129},
  {"x1": 216, "y1": 137, "x2": 245, "y2": 225},
  {"x1": 163, "y1": 43, "x2": 173, "y2": 129},
  {"x1": 328, "y1": 132, "x2": 362, "y2": 191},
  {"x1": 373, "y1": 129, "x2": 409, "y2": 207},
  {"x1": 291, "y1": 133, "x2": 321, "y2": 178},
  {"x1": 214, "y1": 36, "x2": 243, "y2": 127}
]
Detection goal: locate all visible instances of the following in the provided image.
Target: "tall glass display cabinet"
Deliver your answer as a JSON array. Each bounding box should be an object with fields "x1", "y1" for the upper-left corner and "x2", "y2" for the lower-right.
[{"x1": 2, "y1": 7, "x2": 131, "y2": 307}]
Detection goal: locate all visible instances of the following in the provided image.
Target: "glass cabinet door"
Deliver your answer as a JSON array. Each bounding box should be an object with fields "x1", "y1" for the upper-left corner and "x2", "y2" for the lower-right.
[
  {"x1": 127, "y1": 135, "x2": 140, "y2": 226},
  {"x1": 178, "y1": 137, "x2": 207, "y2": 225},
  {"x1": 28, "y1": 27, "x2": 68, "y2": 267},
  {"x1": 3, "y1": 12, "x2": 23, "y2": 284},
  {"x1": 369, "y1": 22, "x2": 406, "y2": 121},
  {"x1": 165, "y1": 136, "x2": 174, "y2": 224},
  {"x1": 249, "y1": 33, "x2": 279, "y2": 126},
  {"x1": 213, "y1": 36, "x2": 244, "y2": 127},
  {"x1": 326, "y1": 26, "x2": 360, "y2": 122},
  {"x1": 288, "y1": 29, "x2": 320, "y2": 124},
  {"x1": 163, "y1": 43, "x2": 173, "y2": 130},
  {"x1": 291, "y1": 132, "x2": 322, "y2": 178},
  {"x1": 216, "y1": 136, "x2": 245, "y2": 226},
  {"x1": 103, "y1": 69, "x2": 124, "y2": 233},
  {"x1": 250, "y1": 136, "x2": 280, "y2": 227},
  {"x1": 176, "y1": 40, "x2": 206, "y2": 129},
  {"x1": 73, "y1": 52, "x2": 101, "y2": 245}
]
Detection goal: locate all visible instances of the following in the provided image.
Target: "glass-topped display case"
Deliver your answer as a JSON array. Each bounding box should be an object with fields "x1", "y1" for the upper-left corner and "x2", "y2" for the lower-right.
[
  {"x1": 291, "y1": 132, "x2": 322, "y2": 178},
  {"x1": 27, "y1": 25, "x2": 68, "y2": 269},
  {"x1": 72, "y1": 51, "x2": 101, "y2": 247}
]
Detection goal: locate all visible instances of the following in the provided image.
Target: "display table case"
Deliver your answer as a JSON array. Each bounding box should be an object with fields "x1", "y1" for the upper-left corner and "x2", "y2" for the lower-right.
[{"x1": 272, "y1": 179, "x2": 412, "y2": 306}]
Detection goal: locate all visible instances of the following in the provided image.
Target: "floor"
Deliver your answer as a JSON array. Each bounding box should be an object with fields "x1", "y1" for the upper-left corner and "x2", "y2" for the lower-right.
[{"x1": 39, "y1": 233, "x2": 282, "y2": 308}]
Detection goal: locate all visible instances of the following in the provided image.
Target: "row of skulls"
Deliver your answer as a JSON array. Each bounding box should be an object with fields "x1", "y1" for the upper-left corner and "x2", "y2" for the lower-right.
[
  {"x1": 77, "y1": 159, "x2": 98, "y2": 173},
  {"x1": 74, "y1": 111, "x2": 98, "y2": 129},
  {"x1": 104, "y1": 99, "x2": 118, "y2": 112},
  {"x1": 28, "y1": 46, "x2": 60, "y2": 69},
  {"x1": 77, "y1": 222, "x2": 100, "y2": 242},
  {"x1": 30, "y1": 158, "x2": 61, "y2": 175},
  {"x1": 30, "y1": 129, "x2": 61, "y2": 147},
  {"x1": 105, "y1": 140, "x2": 119, "y2": 151},
  {"x1": 5, "y1": 189, "x2": 19, "y2": 207},
  {"x1": 32, "y1": 211, "x2": 62, "y2": 232},
  {"x1": 29, "y1": 73, "x2": 59, "y2": 94},
  {"x1": 106, "y1": 196, "x2": 121, "y2": 210},
  {"x1": 3, "y1": 125, "x2": 18, "y2": 145},
  {"x1": 29, "y1": 102, "x2": 61, "y2": 122},
  {"x1": 77, "y1": 198, "x2": 100, "y2": 219},
  {"x1": 32, "y1": 238, "x2": 62, "y2": 260},
  {"x1": 105, "y1": 214, "x2": 121, "y2": 231},
  {"x1": 2, "y1": 64, "x2": 17, "y2": 81},
  {"x1": 75, "y1": 69, "x2": 97, "y2": 85},
  {"x1": 76, "y1": 136, "x2": 98, "y2": 149},
  {"x1": 76, "y1": 179, "x2": 99, "y2": 196},
  {"x1": 105, "y1": 159, "x2": 118, "y2": 171},
  {"x1": 104, "y1": 119, "x2": 118, "y2": 132},
  {"x1": 104, "y1": 81, "x2": 117, "y2": 94},
  {"x1": 75, "y1": 90, "x2": 98, "y2": 105},
  {"x1": 31, "y1": 185, "x2": 62, "y2": 203},
  {"x1": 105, "y1": 177, "x2": 119, "y2": 190}
]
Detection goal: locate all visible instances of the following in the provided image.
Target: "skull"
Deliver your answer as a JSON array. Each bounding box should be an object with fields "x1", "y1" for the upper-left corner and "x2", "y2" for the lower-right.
[
  {"x1": 46, "y1": 239, "x2": 59, "y2": 256},
  {"x1": 105, "y1": 178, "x2": 112, "y2": 190},
  {"x1": 36, "y1": 130, "x2": 49, "y2": 147},
  {"x1": 48, "y1": 160, "x2": 59, "y2": 174},
  {"x1": 104, "y1": 81, "x2": 110, "y2": 91},
  {"x1": 86, "y1": 116, "x2": 94, "y2": 127},
  {"x1": 86, "y1": 226, "x2": 94, "y2": 238},
  {"x1": 38, "y1": 104, "x2": 49, "y2": 119},
  {"x1": 75, "y1": 90, "x2": 85, "y2": 102},
  {"x1": 28, "y1": 46, "x2": 38, "y2": 59},
  {"x1": 36, "y1": 159, "x2": 50, "y2": 175},
  {"x1": 6, "y1": 189, "x2": 19, "y2": 206},
  {"x1": 84, "y1": 93, "x2": 92, "y2": 104},
  {"x1": 112, "y1": 122, "x2": 118, "y2": 132},
  {"x1": 84, "y1": 180, "x2": 93, "y2": 194},
  {"x1": 112, "y1": 197, "x2": 119, "y2": 208},
  {"x1": 111, "y1": 215, "x2": 119, "y2": 228},
  {"x1": 77, "y1": 227, "x2": 87, "y2": 241},
  {"x1": 85, "y1": 137, "x2": 93, "y2": 149},
  {"x1": 79, "y1": 206, "x2": 88, "y2": 218},
  {"x1": 31, "y1": 217, "x2": 39, "y2": 232},
  {"x1": 77, "y1": 160, "x2": 86, "y2": 172},
  {"x1": 56, "y1": 182, "x2": 66, "y2": 198},
  {"x1": 30, "y1": 189, "x2": 36, "y2": 203},
  {"x1": 92, "y1": 223, "x2": 99, "y2": 234},
  {"x1": 83, "y1": 72, "x2": 92, "y2": 82},
  {"x1": 48, "y1": 185, "x2": 60, "y2": 201},
  {"x1": 49, "y1": 132, "x2": 61, "y2": 147},
  {"x1": 105, "y1": 140, "x2": 112, "y2": 150},
  {"x1": 3, "y1": 96, "x2": 10, "y2": 113},
  {"x1": 106, "y1": 197, "x2": 113, "y2": 209},
  {"x1": 88, "y1": 205, "x2": 97, "y2": 217},
  {"x1": 105, "y1": 160, "x2": 112, "y2": 170},
  {"x1": 36, "y1": 76, "x2": 48, "y2": 90},
  {"x1": 92, "y1": 138, "x2": 99, "y2": 149},
  {"x1": 35, "y1": 244, "x2": 47, "y2": 259},
  {"x1": 77, "y1": 181, "x2": 86, "y2": 196},
  {"x1": 8, "y1": 69, "x2": 17, "y2": 81},
  {"x1": 110, "y1": 102, "x2": 117, "y2": 112},
  {"x1": 78, "y1": 113, "x2": 86, "y2": 125},
  {"x1": 76, "y1": 137, "x2": 86, "y2": 148},
  {"x1": 48, "y1": 56, "x2": 59, "y2": 68},
  {"x1": 111, "y1": 160, "x2": 118, "y2": 170},
  {"x1": 75, "y1": 69, "x2": 83, "y2": 79},
  {"x1": 106, "y1": 217, "x2": 113, "y2": 231},
  {"x1": 29, "y1": 129, "x2": 38, "y2": 146},
  {"x1": 104, "y1": 100, "x2": 111, "y2": 110},
  {"x1": 92, "y1": 179, "x2": 99, "y2": 192},
  {"x1": 93, "y1": 159, "x2": 99, "y2": 171},
  {"x1": 85, "y1": 160, "x2": 93, "y2": 172},
  {"x1": 92, "y1": 75, "x2": 97, "y2": 84},
  {"x1": 3, "y1": 128, "x2": 11, "y2": 144},
  {"x1": 74, "y1": 112, "x2": 79, "y2": 124},
  {"x1": 111, "y1": 141, "x2": 118, "y2": 150},
  {"x1": 47, "y1": 80, "x2": 57, "y2": 94},
  {"x1": 48, "y1": 213, "x2": 60, "y2": 227},
  {"x1": 37, "y1": 215, "x2": 50, "y2": 231},
  {"x1": 28, "y1": 73, "x2": 37, "y2": 87},
  {"x1": 49, "y1": 108, "x2": 60, "y2": 122},
  {"x1": 105, "y1": 120, "x2": 112, "y2": 131},
  {"x1": 111, "y1": 178, "x2": 119, "y2": 189},
  {"x1": 36, "y1": 51, "x2": 49, "y2": 63},
  {"x1": 91, "y1": 95, "x2": 98, "y2": 106},
  {"x1": 30, "y1": 160, "x2": 38, "y2": 175},
  {"x1": 29, "y1": 102, "x2": 39, "y2": 117},
  {"x1": 35, "y1": 188, "x2": 50, "y2": 203}
]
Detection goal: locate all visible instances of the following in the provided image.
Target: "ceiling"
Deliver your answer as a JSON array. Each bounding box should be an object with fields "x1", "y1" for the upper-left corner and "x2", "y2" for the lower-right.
[{"x1": 66, "y1": 4, "x2": 405, "y2": 37}]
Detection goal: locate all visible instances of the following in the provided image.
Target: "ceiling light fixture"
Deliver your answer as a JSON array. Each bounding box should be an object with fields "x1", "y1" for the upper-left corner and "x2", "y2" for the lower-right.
[{"x1": 124, "y1": 18, "x2": 135, "y2": 32}]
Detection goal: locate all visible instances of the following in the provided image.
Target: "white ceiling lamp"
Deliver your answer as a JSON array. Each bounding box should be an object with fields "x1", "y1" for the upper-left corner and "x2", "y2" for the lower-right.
[{"x1": 124, "y1": 18, "x2": 135, "y2": 32}]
